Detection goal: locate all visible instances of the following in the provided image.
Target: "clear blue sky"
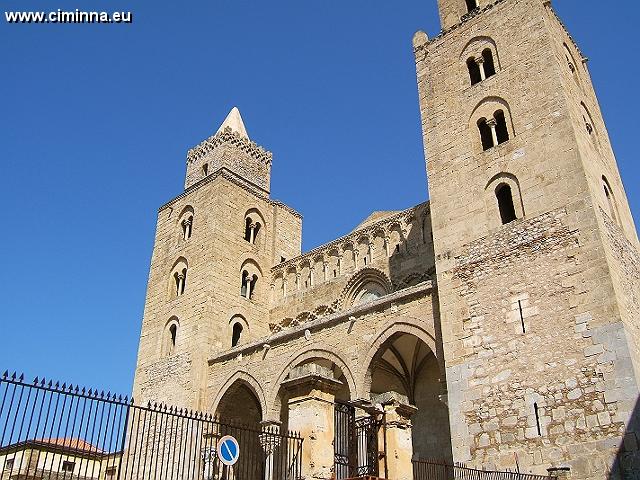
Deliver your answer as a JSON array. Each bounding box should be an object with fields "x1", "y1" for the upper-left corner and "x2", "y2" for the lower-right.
[{"x1": 1, "y1": 1, "x2": 638, "y2": 397}]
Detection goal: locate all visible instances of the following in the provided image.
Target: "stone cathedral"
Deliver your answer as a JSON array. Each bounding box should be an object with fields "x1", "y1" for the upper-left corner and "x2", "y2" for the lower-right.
[{"x1": 132, "y1": 0, "x2": 640, "y2": 478}]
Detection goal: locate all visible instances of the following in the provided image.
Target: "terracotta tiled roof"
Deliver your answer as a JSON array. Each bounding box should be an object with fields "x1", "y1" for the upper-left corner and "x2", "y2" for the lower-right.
[{"x1": 33, "y1": 437, "x2": 103, "y2": 453}]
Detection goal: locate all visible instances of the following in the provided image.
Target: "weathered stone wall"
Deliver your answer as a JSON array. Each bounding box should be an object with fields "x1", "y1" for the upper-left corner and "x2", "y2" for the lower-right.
[
  {"x1": 442, "y1": 208, "x2": 638, "y2": 477},
  {"x1": 415, "y1": 1, "x2": 640, "y2": 477},
  {"x1": 205, "y1": 281, "x2": 443, "y2": 431},
  {"x1": 268, "y1": 203, "x2": 434, "y2": 330}
]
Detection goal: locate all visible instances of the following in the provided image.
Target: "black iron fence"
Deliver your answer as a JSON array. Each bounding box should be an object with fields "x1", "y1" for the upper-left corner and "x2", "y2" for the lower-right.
[
  {"x1": 0, "y1": 372, "x2": 303, "y2": 480},
  {"x1": 333, "y1": 401, "x2": 381, "y2": 480},
  {"x1": 412, "y1": 459, "x2": 553, "y2": 480}
]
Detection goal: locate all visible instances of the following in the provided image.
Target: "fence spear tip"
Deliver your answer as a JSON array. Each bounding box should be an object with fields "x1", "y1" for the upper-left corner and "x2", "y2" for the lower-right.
[
  {"x1": 55, "y1": 382, "x2": 60, "y2": 389},
  {"x1": 11, "y1": 371, "x2": 16, "y2": 379},
  {"x1": 2, "y1": 371, "x2": 7, "y2": 378},
  {"x1": 47, "y1": 380, "x2": 53, "y2": 387},
  {"x1": 33, "y1": 376, "x2": 39, "y2": 384},
  {"x1": 19, "y1": 373, "x2": 24, "y2": 381}
]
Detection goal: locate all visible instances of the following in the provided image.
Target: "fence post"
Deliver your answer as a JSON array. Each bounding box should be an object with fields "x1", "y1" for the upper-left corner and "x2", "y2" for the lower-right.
[
  {"x1": 282, "y1": 364, "x2": 342, "y2": 480},
  {"x1": 376, "y1": 393, "x2": 417, "y2": 480}
]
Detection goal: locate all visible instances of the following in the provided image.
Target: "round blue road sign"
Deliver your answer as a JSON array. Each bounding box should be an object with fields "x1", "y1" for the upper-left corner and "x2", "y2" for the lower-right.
[{"x1": 217, "y1": 435, "x2": 240, "y2": 466}]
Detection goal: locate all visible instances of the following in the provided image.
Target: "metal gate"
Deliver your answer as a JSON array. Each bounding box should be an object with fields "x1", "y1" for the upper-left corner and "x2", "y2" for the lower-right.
[{"x1": 334, "y1": 401, "x2": 380, "y2": 480}]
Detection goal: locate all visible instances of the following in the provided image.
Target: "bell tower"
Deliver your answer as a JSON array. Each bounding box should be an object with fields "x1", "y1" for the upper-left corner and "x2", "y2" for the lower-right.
[
  {"x1": 415, "y1": 0, "x2": 639, "y2": 477},
  {"x1": 132, "y1": 108, "x2": 302, "y2": 411}
]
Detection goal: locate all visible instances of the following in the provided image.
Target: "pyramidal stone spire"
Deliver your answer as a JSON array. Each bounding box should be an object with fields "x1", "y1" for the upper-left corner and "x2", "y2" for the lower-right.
[{"x1": 216, "y1": 106, "x2": 248, "y2": 139}]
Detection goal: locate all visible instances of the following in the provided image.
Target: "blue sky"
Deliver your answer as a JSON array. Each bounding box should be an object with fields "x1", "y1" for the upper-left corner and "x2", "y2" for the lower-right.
[{"x1": 1, "y1": 1, "x2": 638, "y2": 397}]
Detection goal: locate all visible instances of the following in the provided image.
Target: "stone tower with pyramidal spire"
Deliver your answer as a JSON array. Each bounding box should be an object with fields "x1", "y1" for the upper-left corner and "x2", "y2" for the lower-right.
[{"x1": 132, "y1": 107, "x2": 302, "y2": 410}]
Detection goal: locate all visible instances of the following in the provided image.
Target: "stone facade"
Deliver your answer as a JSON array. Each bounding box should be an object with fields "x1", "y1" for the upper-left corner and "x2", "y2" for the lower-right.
[{"x1": 132, "y1": 1, "x2": 639, "y2": 479}]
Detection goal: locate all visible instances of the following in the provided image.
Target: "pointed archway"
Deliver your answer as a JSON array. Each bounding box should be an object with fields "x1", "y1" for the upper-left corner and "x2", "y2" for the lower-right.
[{"x1": 369, "y1": 332, "x2": 453, "y2": 462}]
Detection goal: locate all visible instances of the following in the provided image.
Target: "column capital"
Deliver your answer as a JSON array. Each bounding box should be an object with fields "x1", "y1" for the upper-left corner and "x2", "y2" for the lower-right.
[
  {"x1": 475, "y1": 55, "x2": 485, "y2": 64},
  {"x1": 486, "y1": 118, "x2": 498, "y2": 128},
  {"x1": 282, "y1": 364, "x2": 343, "y2": 398}
]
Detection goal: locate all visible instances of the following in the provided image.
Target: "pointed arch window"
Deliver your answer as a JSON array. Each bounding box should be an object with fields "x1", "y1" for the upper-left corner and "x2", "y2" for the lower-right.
[
  {"x1": 174, "y1": 268, "x2": 187, "y2": 296},
  {"x1": 496, "y1": 184, "x2": 517, "y2": 225},
  {"x1": 243, "y1": 213, "x2": 263, "y2": 245},
  {"x1": 231, "y1": 323, "x2": 243, "y2": 347},
  {"x1": 602, "y1": 176, "x2": 619, "y2": 225},
  {"x1": 241, "y1": 270, "x2": 258, "y2": 299},
  {"x1": 163, "y1": 319, "x2": 179, "y2": 357},
  {"x1": 181, "y1": 216, "x2": 193, "y2": 240},
  {"x1": 478, "y1": 110, "x2": 509, "y2": 150}
]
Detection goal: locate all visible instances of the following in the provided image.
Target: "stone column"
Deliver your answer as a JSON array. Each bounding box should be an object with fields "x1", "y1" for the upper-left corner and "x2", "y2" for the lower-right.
[
  {"x1": 323, "y1": 262, "x2": 328, "y2": 281},
  {"x1": 376, "y1": 392, "x2": 417, "y2": 480},
  {"x1": 476, "y1": 56, "x2": 486, "y2": 80},
  {"x1": 283, "y1": 364, "x2": 343, "y2": 480},
  {"x1": 249, "y1": 224, "x2": 256, "y2": 244},
  {"x1": 487, "y1": 118, "x2": 498, "y2": 147},
  {"x1": 177, "y1": 273, "x2": 185, "y2": 296}
]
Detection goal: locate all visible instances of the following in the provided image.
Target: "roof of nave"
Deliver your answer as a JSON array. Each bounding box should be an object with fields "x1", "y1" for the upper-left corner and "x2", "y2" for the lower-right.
[
  {"x1": 353, "y1": 211, "x2": 401, "y2": 231},
  {"x1": 271, "y1": 200, "x2": 430, "y2": 274}
]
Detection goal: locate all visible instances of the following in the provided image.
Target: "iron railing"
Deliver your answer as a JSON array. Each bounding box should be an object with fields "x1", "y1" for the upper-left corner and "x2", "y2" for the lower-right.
[
  {"x1": 333, "y1": 401, "x2": 380, "y2": 480},
  {"x1": 412, "y1": 459, "x2": 553, "y2": 480},
  {"x1": 0, "y1": 372, "x2": 303, "y2": 480}
]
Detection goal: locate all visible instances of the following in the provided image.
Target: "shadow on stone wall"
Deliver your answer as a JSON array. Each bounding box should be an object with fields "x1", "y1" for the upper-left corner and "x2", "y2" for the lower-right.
[
  {"x1": 609, "y1": 392, "x2": 640, "y2": 479},
  {"x1": 386, "y1": 207, "x2": 453, "y2": 463}
]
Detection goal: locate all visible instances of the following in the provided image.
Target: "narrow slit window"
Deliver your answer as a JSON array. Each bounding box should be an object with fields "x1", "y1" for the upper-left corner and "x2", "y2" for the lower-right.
[
  {"x1": 465, "y1": 0, "x2": 478, "y2": 13},
  {"x1": 202, "y1": 163, "x2": 209, "y2": 176},
  {"x1": 534, "y1": 402, "x2": 542, "y2": 436},
  {"x1": 496, "y1": 184, "x2": 517, "y2": 224},
  {"x1": 518, "y1": 300, "x2": 526, "y2": 333}
]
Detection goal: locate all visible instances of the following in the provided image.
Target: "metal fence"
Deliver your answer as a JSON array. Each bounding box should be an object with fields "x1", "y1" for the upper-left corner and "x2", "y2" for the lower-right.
[
  {"x1": 333, "y1": 401, "x2": 381, "y2": 480},
  {"x1": 412, "y1": 459, "x2": 553, "y2": 480},
  {"x1": 0, "y1": 372, "x2": 303, "y2": 480}
]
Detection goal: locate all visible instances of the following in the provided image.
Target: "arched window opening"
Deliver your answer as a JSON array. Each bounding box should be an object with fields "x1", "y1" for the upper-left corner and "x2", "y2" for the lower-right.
[
  {"x1": 202, "y1": 163, "x2": 209, "y2": 176},
  {"x1": 581, "y1": 102, "x2": 594, "y2": 136},
  {"x1": 467, "y1": 57, "x2": 481, "y2": 85},
  {"x1": 494, "y1": 110, "x2": 509, "y2": 144},
  {"x1": 241, "y1": 270, "x2": 258, "y2": 299},
  {"x1": 465, "y1": 0, "x2": 478, "y2": 13},
  {"x1": 496, "y1": 184, "x2": 517, "y2": 225},
  {"x1": 241, "y1": 270, "x2": 249, "y2": 297},
  {"x1": 231, "y1": 323, "x2": 243, "y2": 347},
  {"x1": 169, "y1": 324, "x2": 177, "y2": 352},
  {"x1": 163, "y1": 320, "x2": 179, "y2": 357},
  {"x1": 602, "y1": 176, "x2": 619, "y2": 225},
  {"x1": 181, "y1": 215, "x2": 193, "y2": 240},
  {"x1": 244, "y1": 218, "x2": 252, "y2": 242},
  {"x1": 174, "y1": 268, "x2": 187, "y2": 296},
  {"x1": 482, "y1": 49, "x2": 496, "y2": 78},
  {"x1": 244, "y1": 218, "x2": 261, "y2": 244},
  {"x1": 477, "y1": 118, "x2": 493, "y2": 150}
]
